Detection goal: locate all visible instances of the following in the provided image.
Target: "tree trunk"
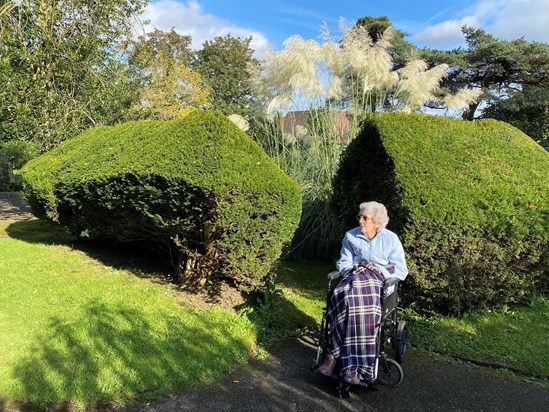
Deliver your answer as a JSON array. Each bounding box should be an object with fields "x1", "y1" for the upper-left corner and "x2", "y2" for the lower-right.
[{"x1": 462, "y1": 102, "x2": 480, "y2": 121}]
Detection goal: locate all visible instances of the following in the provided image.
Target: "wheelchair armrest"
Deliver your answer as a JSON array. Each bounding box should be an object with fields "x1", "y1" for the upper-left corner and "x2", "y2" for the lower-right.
[
  {"x1": 384, "y1": 277, "x2": 399, "y2": 288},
  {"x1": 327, "y1": 271, "x2": 341, "y2": 281},
  {"x1": 383, "y1": 277, "x2": 399, "y2": 298}
]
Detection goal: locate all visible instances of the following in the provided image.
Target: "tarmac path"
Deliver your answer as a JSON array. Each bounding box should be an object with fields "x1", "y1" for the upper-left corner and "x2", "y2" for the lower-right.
[
  {"x1": 2, "y1": 193, "x2": 548, "y2": 411},
  {"x1": 0, "y1": 192, "x2": 34, "y2": 221},
  {"x1": 127, "y1": 337, "x2": 549, "y2": 412}
]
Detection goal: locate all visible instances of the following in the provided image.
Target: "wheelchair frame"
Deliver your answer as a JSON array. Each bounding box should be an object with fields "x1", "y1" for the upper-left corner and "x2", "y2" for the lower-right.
[{"x1": 311, "y1": 270, "x2": 408, "y2": 399}]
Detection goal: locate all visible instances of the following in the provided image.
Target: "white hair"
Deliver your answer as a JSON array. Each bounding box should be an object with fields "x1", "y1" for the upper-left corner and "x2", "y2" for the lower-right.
[{"x1": 359, "y1": 201, "x2": 389, "y2": 228}]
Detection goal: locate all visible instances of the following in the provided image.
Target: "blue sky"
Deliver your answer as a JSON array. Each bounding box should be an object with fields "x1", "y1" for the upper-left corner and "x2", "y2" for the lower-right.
[{"x1": 143, "y1": 0, "x2": 549, "y2": 55}]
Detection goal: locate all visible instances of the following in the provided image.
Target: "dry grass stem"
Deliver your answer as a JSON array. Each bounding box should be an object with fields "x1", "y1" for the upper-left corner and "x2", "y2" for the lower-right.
[
  {"x1": 227, "y1": 114, "x2": 250, "y2": 132},
  {"x1": 444, "y1": 89, "x2": 483, "y2": 111}
]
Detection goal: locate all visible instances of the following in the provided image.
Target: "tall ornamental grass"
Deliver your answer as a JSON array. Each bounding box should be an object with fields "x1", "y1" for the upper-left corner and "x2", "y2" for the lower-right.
[{"x1": 249, "y1": 22, "x2": 480, "y2": 259}]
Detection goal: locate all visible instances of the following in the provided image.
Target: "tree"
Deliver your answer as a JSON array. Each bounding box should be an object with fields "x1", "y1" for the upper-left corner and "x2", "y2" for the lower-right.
[
  {"x1": 129, "y1": 28, "x2": 194, "y2": 69},
  {"x1": 128, "y1": 28, "x2": 212, "y2": 119},
  {"x1": 193, "y1": 35, "x2": 259, "y2": 116},
  {"x1": 354, "y1": 16, "x2": 417, "y2": 68},
  {"x1": 422, "y1": 27, "x2": 549, "y2": 146},
  {"x1": 0, "y1": 140, "x2": 40, "y2": 191},
  {"x1": 0, "y1": 0, "x2": 147, "y2": 150}
]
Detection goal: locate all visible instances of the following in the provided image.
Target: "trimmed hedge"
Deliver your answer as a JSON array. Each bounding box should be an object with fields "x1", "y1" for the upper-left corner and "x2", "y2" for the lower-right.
[
  {"x1": 332, "y1": 113, "x2": 549, "y2": 313},
  {"x1": 21, "y1": 110, "x2": 302, "y2": 290}
]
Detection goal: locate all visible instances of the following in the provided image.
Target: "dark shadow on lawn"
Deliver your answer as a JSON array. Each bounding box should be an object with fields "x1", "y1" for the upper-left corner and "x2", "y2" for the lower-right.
[
  {"x1": 5, "y1": 221, "x2": 328, "y2": 408},
  {"x1": 10, "y1": 301, "x2": 253, "y2": 410},
  {"x1": 4, "y1": 218, "x2": 73, "y2": 245},
  {"x1": 5, "y1": 219, "x2": 174, "y2": 281}
]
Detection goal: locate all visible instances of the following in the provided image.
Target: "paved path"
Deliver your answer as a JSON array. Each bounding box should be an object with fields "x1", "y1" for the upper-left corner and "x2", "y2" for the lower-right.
[
  {"x1": 2, "y1": 193, "x2": 548, "y2": 411},
  {"x1": 124, "y1": 337, "x2": 549, "y2": 412},
  {"x1": 0, "y1": 192, "x2": 34, "y2": 221}
]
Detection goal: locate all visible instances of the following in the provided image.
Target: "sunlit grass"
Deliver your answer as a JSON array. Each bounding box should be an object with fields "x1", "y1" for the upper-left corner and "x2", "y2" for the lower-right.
[
  {"x1": 276, "y1": 260, "x2": 330, "y2": 322},
  {"x1": 0, "y1": 219, "x2": 256, "y2": 409},
  {"x1": 2, "y1": 214, "x2": 547, "y2": 409},
  {"x1": 408, "y1": 298, "x2": 549, "y2": 379},
  {"x1": 273, "y1": 260, "x2": 549, "y2": 381}
]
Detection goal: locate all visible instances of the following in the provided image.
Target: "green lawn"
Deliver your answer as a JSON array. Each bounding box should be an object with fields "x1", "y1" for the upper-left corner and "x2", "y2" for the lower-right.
[
  {"x1": 274, "y1": 260, "x2": 549, "y2": 381},
  {"x1": 1, "y1": 215, "x2": 547, "y2": 409},
  {"x1": 408, "y1": 298, "x2": 549, "y2": 379},
  {"x1": 0, "y1": 219, "x2": 256, "y2": 409}
]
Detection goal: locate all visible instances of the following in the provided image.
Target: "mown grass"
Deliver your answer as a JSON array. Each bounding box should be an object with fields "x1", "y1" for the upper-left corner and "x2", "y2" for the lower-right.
[
  {"x1": 1, "y1": 214, "x2": 547, "y2": 409},
  {"x1": 0, "y1": 219, "x2": 256, "y2": 410},
  {"x1": 272, "y1": 260, "x2": 549, "y2": 382},
  {"x1": 407, "y1": 298, "x2": 549, "y2": 379},
  {"x1": 249, "y1": 260, "x2": 330, "y2": 347}
]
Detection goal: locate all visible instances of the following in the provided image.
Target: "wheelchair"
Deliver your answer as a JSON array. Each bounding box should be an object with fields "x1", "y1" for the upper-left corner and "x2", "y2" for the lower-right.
[{"x1": 311, "y1": 270, "x2": 408, "y2": 399}]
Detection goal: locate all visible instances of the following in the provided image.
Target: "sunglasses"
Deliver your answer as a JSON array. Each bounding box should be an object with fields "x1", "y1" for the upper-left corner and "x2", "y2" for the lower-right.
[{"x1": 357, "y1": 215, "x2": 375, "y2": 222}]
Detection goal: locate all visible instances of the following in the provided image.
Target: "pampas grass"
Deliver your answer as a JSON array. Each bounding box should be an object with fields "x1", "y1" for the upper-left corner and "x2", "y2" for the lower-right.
[
  {"x1": 249, "y1": 22, "x2": 480, "y2": 259},
  {"x1": 396, "y1": 59, "x2": 449, "y2": 111},
  {"x1": 227, "y1": 114, "x2": 250, "y2": 131},
  {"x1": 444, "y1": 88, "x2": 483, "y2": 112}
]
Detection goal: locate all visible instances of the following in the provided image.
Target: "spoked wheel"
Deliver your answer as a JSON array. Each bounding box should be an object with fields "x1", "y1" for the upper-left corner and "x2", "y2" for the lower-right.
[
  {"x1": 393, "y1": 321, "x2": 408, "y2": 363},
  {"x1": 312, "y1": 314, "x2": 332, "y2": 371},
  {"x1": 377, "y1": 357, "x2": 404, "y2": 387}
]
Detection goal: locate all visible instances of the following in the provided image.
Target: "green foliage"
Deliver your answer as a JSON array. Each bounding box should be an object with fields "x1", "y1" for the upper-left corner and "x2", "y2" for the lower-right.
[
  {"x1": 0, "y1": 0, "x2": 147, "y2": 149},
  {"x1": 129, "y1": 28, "x2": 194, "y2": 69},
  {"x1": 421, "y1": 27, "x2": 549, "y2": 142},
  {"x1": 483, "y1": 84, "x2": 549, "y2": 150},
  {"x1": 128, "y1": 28, "x2": 212, "y2": 118},
  {"x1": 0, "y1": 140, "x2": 40, "y2": 191},
  {"x1": 332, "y1": 113, "x2": 549, "y2": 313},
  {"x1": 194, "y1": 34, "x2": 260, "y2": 116},
  {"x1": 20, "y1": 110, "x2": 302, "y2": 290}
]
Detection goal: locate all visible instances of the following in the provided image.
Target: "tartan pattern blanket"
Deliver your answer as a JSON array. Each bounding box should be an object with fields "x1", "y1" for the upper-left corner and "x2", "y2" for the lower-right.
[{"x1": 326, "y1": 263, "x2": 384, "y2": 381}]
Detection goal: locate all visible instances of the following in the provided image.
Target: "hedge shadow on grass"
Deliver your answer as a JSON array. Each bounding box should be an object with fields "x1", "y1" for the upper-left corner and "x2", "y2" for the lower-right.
[
  {"x1": 9, "y1": 301, "x2": 253, "y2": 410},
  {"x1": 5, "y1": 219, "x2": 175, "y2": 281},
  {"x1": 4, "y1": 218, "x2": 72, "y2": 245}
]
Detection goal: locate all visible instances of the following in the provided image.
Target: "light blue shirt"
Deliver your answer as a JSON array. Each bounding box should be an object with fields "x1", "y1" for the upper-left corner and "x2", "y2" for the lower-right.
[{"x1": 336, "y1": 227, "x2": 409, "y2": 280}]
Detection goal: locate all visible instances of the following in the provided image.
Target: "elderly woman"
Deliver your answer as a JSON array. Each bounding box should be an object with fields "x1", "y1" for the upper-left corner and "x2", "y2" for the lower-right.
[{"x1": 317, "y1": 201, "x2": 408, "y2": 384}]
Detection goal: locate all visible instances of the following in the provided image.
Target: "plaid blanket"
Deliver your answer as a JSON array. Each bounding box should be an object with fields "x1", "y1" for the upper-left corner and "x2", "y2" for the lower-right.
[{"x1": 326, "y1": 263, "x2": 384, "y2": 381}]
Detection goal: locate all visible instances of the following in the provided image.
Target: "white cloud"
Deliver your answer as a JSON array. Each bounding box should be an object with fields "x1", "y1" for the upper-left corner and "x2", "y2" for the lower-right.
[
  {"x1": 141, "y1": 0, "x2": 272, "y2": 57},
  {"x1": 486, "y1": 0, "x2": 549, "y2": 42},
  {"x1": 413, "y1": 0, "x2": 549, "y2": 49},
  {"x1": 413, "y1": 16, "x2": 480, "y2": 49}
]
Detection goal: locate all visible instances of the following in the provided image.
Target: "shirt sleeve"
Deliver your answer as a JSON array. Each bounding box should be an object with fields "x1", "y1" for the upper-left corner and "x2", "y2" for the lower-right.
[
  {"x1": 378, "y1": 234, "x2": 408, "y2": 281},
  {"x1": 336, "y1": 233, "x2": 355, "y2": 277}
]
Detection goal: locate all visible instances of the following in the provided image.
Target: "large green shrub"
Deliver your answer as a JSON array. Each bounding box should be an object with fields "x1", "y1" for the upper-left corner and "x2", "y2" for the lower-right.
[
  {"x1": 21, "y1": 110, "x2": 302, "y2": 290},
  {"x1": 332, "y1": 113, "x2": 548, "y2": 313}
]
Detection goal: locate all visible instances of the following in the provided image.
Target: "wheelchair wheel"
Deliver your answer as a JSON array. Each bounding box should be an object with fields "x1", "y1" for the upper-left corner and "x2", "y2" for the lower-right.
[
  {"x1": 393, "y1": 321, "x2": 408, "y2": 363},
  {"x1": 377, "y1": 358, "x2": 403, "y2": 387}
]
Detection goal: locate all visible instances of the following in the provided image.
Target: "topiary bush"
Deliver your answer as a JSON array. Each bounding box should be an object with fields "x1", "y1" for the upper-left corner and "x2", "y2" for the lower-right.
[
  {"x1": 332, "y1": 113, "x2": 549, "y2": 314},
  {"x1": 21, "y1": 110, "x2": 302, "y2": 290}
]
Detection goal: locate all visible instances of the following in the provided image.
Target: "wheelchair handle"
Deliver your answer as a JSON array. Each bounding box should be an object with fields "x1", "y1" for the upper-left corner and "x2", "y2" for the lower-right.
[{"x1": 327, "y1": 271, "x2": 341, "y2": 281}]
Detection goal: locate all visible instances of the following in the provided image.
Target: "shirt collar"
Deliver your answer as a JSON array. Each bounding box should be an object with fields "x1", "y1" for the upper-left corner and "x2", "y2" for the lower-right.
[{"x1": 352, "y1": 226, "x2": 386, "y2": 240}]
